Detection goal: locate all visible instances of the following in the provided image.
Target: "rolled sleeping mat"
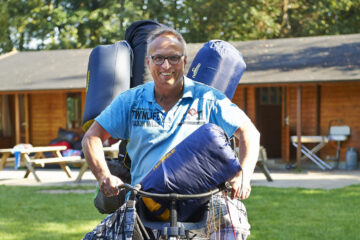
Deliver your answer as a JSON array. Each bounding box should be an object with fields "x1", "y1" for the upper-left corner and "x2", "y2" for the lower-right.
[
  {"x1": 186, "y1": 40, "x2": 246, "y2": 100},
  {"x1": 125, "y1": 20, "x2": 166, "y2": 88},
  {"x1": 141, "y1": 123, "x2": 241, "y2": 222},
  {"x1": 82, "y1": 41, "x2": 133, "y2": 131}
]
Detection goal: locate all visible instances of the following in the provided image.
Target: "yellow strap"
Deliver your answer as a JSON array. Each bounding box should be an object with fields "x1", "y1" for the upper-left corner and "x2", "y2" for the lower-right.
[
  {"x1": 123, "y1": 151, "x2": 130, "y2": 169},
  {"x1": 142, "y1": 197, "x2": 170, "y2": 221},
  {"x1": 82, "y1": 119, "x2": 94, "y2": 132}
]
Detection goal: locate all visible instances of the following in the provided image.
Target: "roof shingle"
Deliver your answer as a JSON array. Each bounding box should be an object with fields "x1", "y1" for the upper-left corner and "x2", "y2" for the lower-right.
[{"x1": 1, "y1": 33, "x2": 359, "y2": 92}]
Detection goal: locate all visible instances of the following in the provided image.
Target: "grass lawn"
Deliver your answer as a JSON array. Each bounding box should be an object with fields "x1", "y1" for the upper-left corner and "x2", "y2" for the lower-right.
[
  {"x1": 244, "y1": 184, "x2": 360, "y2": 240},
  {"x1": 0, "y1": 184, "x2": 359, "y2": 240},
  {"x1": 0, "y1": 185, "x2": 104, "y2": 240}
]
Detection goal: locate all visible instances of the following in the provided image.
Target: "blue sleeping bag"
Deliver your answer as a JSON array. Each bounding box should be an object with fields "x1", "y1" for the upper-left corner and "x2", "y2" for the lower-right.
[
  {"x1": 82, "y1": 41, "x2": 132, "y2": 131},
  {"x1": 141, "y1": 123, "x2": 241, "y2": 222},
  {"x1": 125, "y1": 20, "x2": 165, "y2": 88},
  {"x1": 187, "y1": 40, "x2": 246, "y2": 100}
]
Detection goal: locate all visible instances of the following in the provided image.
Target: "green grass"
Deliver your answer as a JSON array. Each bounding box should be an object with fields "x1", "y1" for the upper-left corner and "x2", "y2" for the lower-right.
[
  {"x1": 244, "y1": 184, "x2": 360, "y2": 240},
  {"x1": 0, "y1": 184, "x2": 359, "y2": 240},
  {"x1": 0, "y1": 185, "x2": 104, "y2": 240}
]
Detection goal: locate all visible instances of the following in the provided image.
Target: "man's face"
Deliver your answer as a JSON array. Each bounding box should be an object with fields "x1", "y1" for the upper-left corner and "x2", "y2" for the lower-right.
[{"x1": 146, "y1": 34, "x2": 187, "y2": 89}]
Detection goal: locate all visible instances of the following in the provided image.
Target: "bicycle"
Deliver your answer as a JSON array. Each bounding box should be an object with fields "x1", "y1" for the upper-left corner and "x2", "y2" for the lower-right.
[{"x1": 118, "y1": 183, "x2": 231, "y2": 240}]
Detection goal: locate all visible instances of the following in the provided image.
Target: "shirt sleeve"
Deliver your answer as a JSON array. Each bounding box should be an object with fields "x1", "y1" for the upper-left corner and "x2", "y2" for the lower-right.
[
  {"x1": 95, "y1": 91, "x2": 131, "y2": 140},
  {"x1": 210, "y1": 93, "x2": 251, "y2": 138}
]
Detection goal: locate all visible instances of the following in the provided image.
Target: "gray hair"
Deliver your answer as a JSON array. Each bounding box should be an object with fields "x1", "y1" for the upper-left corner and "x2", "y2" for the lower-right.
[{"x1": 146, "y1": 27, "x2": 187, "y2": 57}]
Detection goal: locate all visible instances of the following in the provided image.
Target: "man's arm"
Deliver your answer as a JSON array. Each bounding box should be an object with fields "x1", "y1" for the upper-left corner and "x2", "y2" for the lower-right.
[
  {"x1": 230, "y1": 120, "x2": 260, "y2": 200},
  {"x1": 82, "y1": 121, "x2": 123, "y2": 196}
]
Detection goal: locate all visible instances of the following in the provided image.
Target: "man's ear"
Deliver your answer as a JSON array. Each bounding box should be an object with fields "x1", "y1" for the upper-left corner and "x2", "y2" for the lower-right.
[
  {"x1": 183, "y1": 56, "x2": 187, "y2": 67},
  {"x1": 145, "y1": 56, "x2": 150, "y2": 68}
]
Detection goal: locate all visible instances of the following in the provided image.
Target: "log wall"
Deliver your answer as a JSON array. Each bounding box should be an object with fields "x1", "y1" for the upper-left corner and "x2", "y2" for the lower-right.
[
  {"x1": 318, "y1": 82, "x2": 360, "y2": 161},
  {"x1": 285, "y1": 82, "x2": 360, "y2": 162},
  {"x1": 234, "y1": 81, "x2": 360, "y2": 163},
  {"x1": 29, "y1": 92, "x2": 67, "y2": 146}
]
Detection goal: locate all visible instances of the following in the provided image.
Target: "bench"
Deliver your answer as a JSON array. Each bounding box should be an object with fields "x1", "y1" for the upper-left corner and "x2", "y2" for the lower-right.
[
  {"x1": 74, "y1": 146, "x2": 119, "y2": 183},
  {"x1": 256, "y1": 146, "x2": 273, "y2": 182},
  {"x1": 23, "y1": 154, "x2": 86, "y2": 182},
  {"x1": 28, "y1": 156, "x2": 84, "y2": 166},
  {"x1": 234, "y1": 143, "x2": 273, "y2": 182},
  {"x1": 1, "y1": 146, "x2": 88, "y2": 182}
]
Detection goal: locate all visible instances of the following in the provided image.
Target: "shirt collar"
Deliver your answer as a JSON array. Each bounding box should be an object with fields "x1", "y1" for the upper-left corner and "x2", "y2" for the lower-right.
[
  {"x1": 182, "y1": 76, "x2": 194, "y2": 99},
  {"x1": 144, "y1": 81, "x2": 155, "y2": 102},
  {"x1": 144, "y1": 76, "x2": 194, "y2": 103}
]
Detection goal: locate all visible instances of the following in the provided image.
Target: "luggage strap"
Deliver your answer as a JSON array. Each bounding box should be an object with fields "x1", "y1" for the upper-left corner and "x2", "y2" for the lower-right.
[{"x1": 122, "y1": 196, "x2": 136, "y2": 240}]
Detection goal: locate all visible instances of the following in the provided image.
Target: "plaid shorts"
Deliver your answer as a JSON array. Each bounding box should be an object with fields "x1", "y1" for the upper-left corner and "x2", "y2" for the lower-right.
[
  {"x1": 193, "y1": 193, "x2": 251, "y2": 240},
  {"x1": 85, "y1": 193, "x2": 251, "y2": 240}
]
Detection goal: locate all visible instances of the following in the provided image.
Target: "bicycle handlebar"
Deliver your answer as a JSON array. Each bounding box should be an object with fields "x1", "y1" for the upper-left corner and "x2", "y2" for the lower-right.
[{"x1": 118, "y1": 183, "x2": 230, "y2": 200}]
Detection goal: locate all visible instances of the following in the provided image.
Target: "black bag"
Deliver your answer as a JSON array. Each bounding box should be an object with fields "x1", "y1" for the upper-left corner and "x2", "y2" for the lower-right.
[
  {"x1": 94, "y1": 140, "x2": 132, "y2": 214},
  {"x1": 106, "y1": 140, "x2": 131, "y2": 184},
  {"x1": 115, "y1": 140, "x2": 131, "y2": 183},
  {"x1": 125, "y1": 20, "x2": 166, "y2": 87}
]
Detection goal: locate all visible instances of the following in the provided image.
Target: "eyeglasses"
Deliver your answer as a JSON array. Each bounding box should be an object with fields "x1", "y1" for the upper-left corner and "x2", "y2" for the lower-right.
[{"x1": 150, "y1": 54, "x2": 184, "y2": 65}]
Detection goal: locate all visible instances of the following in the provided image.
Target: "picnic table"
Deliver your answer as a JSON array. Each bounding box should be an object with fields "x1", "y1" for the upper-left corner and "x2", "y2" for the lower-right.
[
  {"x1": 235, "y1": 145, "x2": 273, "y2": 182},
  {"x1": 75, "y1": 146, "x2": 119, "y2": 182},
  {"x1": 0, "y1": 146, "x2": 85, "y2": 182}
]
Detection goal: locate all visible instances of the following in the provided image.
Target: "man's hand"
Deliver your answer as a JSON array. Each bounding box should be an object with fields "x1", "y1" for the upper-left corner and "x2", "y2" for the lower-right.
[
  {"x1": 229, "y1": 173, "x2": 252, "y2": 200},
  {"x1": 99, "y1": 174, "x2": 123, "y2": 197}
]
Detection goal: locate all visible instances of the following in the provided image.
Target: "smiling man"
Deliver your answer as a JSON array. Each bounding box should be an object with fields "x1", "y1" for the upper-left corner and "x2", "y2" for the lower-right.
[
  {"x1": 146, "y1": 31, "x2": 186, "y2": 112},
  {"x1": 82, "y1": 26, "x2": 259, "y2": 239}
]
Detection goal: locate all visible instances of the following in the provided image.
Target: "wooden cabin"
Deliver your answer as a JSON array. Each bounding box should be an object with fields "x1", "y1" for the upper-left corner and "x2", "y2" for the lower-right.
[
  {"x1": 230, "y1": 34, "x2": 360, "y2": 166},
  {"x1": 0, "y1": 49, "x2": 91, "y2": 147},
  {"x1": 1, "y1": 33, "x2": 359, "y2": 166}
]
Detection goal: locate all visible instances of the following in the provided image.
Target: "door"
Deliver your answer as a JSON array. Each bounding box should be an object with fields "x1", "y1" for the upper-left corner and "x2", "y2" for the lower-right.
[
  {"x1": 256, "y1": 87, "x2": 282, "y2": 158},
  {"x1": 0, "y1": 95, "x2": 13, "y2": 147}
]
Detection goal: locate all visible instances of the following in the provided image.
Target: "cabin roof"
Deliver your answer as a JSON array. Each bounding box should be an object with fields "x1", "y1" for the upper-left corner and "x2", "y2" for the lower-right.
[
  {"x1": 0, "y1": 48, "x2": 92, "y2": 92},
  {"x1": 1, "y1": 33, "x2": 359, "y2": 92},
  {"x1": 235, "y1": 33, "x2": 360, "y2": 85}
]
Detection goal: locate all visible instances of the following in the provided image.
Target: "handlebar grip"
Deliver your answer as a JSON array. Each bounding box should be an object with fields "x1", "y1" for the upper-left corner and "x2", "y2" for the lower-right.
[{"x1": 225, "y1": 181, "x2": 232, "y2": 191}]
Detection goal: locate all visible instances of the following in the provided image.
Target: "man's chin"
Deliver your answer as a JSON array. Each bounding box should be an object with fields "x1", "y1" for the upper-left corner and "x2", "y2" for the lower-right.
[{"x1": 159, "y1": 77, "x2": 176, "y2": 85}]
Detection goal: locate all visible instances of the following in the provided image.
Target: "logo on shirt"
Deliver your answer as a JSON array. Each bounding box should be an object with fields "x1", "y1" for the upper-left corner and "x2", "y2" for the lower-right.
[
  {"x1": 131, "y1": 108, "x2": 162, "y2": 127},
  {"x1": 188, "y1": 108, "x2": 198, "y2": 116},
  {"x1": 181, "y1": 108, "x2": 204, "y2": 126}
]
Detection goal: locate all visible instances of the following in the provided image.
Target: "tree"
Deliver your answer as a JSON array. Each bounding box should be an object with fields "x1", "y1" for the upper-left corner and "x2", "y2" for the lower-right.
[
  {"x1": 0, "y1": 0, "x2": 359, "y2": 54},
  {"x1": 283, "y1": 0, "x2": 360, "y2": 37},
  {"x1": 0, "y1": 0, "x2": 13, "y2": 53},
  {"x1": 181, "y1": 0, "x2": 284, "y2": 42}
]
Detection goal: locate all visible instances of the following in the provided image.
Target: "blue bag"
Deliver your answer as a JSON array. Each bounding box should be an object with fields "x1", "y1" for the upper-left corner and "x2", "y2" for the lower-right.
[
  {"x1": 82, "y1": 41, "x2": 132, "y2": 131},
  {"x1": 141, "y1": 123, "x2": 241, "y2": 222},
  {"x1": 187, "y1": 40, "x2": 246, "y2": 100},
  {"x1": 125, "y1": 20, "x2": 166, "y2": 88}
]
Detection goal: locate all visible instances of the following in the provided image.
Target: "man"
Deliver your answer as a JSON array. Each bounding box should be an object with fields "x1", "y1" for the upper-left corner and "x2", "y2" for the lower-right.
[{"x1": 82, "y1": 26, "x2": 260, "y2": 237}]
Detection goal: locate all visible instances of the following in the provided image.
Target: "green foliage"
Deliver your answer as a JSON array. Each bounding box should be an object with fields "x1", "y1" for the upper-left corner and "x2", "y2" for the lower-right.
[
  {"x1": 0, "y1": 0, "x2": 13, "y2": 53},
  {"x1": 286, "y1": 0, "x2": 360, "y2": 37},
  {"x1": 0, "y1": 0, "x2": 359, "y2": 54}
]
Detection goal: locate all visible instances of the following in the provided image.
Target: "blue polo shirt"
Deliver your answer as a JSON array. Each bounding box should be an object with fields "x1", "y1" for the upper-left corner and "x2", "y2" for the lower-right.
[{"x1": 96, "y1": 76, "x2": 250, "y2": 185}]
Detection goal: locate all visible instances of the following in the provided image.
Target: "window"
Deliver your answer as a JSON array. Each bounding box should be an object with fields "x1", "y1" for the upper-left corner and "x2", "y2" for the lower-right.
[
  {"x1": 259, "y1": 87, "x2": 281, "y2": 105},
  {"x1": 66, "y1": 93, "x2": 82, "y2": 129}
]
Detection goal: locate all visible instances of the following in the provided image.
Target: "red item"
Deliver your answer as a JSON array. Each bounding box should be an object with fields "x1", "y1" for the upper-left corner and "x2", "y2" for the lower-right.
[{"x1": 49, "y1": 141, "x2": 71, "y2": 149}]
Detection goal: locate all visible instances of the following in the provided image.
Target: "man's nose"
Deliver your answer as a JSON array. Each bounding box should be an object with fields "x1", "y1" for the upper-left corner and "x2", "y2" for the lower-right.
[{"x1": 161, "y1": 59, "x2": 171, "y2": 68}]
